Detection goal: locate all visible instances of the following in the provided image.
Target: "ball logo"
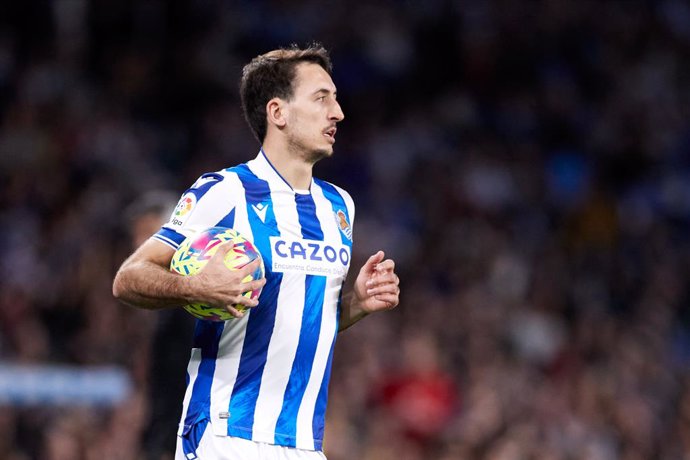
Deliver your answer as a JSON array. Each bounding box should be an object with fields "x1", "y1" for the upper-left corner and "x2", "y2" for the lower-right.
[{"x1": 270, "y1": 236, "x2": 350, "y2": 277}]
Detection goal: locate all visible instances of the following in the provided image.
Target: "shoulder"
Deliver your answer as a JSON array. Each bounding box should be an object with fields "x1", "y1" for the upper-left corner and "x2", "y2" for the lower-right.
[
  {"x1": 313, "y1": 178, "x2": 355, "y2": 217},
  {"x1": 187, "y1": 171, "x2": 225, "y2": 191},
  {"x1": 314, "y1": 178, "x2": 354, "y2": 206},
  {"x1": 330, "y1": 182, "x2": 353, "y2": 205},
  {"x1": 173, "y1": 169, "x2": 242, "y2": 216},
  {"x1": 163, "y1": 168, "x2": 241, "y2": 235},
  {"x1": 314, "y1": 177, "x2": 351, "y2": 199},
  {"x1": 185, "y1": 168, "x2": 243, "y2": 195}
]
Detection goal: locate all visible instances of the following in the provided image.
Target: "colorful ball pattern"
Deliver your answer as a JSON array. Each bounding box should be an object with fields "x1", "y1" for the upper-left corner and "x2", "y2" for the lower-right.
[{"x1": 170, "y1": 227, "x2": 265, "y2": 321}]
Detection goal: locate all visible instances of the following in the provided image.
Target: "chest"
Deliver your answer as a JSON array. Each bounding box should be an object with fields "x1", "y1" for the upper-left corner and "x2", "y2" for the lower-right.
[{"x1": 241, "y1": 190, "x2": 352, "y2": 281}]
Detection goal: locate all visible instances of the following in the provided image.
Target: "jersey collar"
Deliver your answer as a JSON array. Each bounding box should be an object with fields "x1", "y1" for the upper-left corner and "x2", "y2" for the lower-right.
[{"x1": 249, "y1": 149, "x2": 312, "y2": 193}]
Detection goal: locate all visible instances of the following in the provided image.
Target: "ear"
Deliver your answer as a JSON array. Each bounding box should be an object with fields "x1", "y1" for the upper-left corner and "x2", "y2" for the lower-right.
[{"x1": 266, "y1": 98, "x2": 287, "y2": 129}]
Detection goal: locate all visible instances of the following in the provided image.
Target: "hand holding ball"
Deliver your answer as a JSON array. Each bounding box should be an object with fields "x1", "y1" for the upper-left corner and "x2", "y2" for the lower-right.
[{"x1": 170, "y1": 227, "x2": 265, "y2": 321}]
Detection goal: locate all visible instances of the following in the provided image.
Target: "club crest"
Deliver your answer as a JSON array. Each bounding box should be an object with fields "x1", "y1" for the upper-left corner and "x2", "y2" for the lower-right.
[{"x1": 335, "y1": 209, "x2": 352, "y2": 241}]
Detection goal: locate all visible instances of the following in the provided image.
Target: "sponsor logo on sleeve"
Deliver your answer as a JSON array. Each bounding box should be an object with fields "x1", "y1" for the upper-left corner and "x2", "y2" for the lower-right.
[{"x1": 171, "y1": 193, "x2": 196, "y2": 227}]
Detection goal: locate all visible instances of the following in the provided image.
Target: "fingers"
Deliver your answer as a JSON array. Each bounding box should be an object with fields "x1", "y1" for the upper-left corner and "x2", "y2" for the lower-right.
[
  {"x1": 230, "y1": 294, "x2": 259, "y2": 309},
  {"x1": 366, "y1": 270, "x2": 399, "y2": 289},
  {"x1": 238, "y1": 277, "x2": 266, "y2": 295},
  {"x1": 375, "y1": 259, "x2": 395, "y2": 274},
  {"x1": 238, "y1": 257, "x2": 264, "y2": 277},
  {"x1": 366, "y1": 278, "x2": 400, "y2": 296},
  {"x1": 223, "y1": 282, "x2": 264, "y2": 318},
  {"x1": 365, "y1": 264, "x2": 400, "y2": 312},
  {"x1": 372, "y1": 293, "x2": 399, "y2": 309},
  {"x1": 215, "y1": 240, "x2": 235, "y2": 255},
  {"x1": 205, "y1": 241, "x2": 236, "y2": 269},
  {"x1": 224, "y1": 304, "x2": 246, "y2": 318},
  {"x1": 363, "y1": 251, "x2": 385, "y2": 272},
  {"x1": 228, "y1": 275, "x2": 265, "y2": 306},
  {"x1": 198, "y1": 248, "x2": 266, "y2": 318}
]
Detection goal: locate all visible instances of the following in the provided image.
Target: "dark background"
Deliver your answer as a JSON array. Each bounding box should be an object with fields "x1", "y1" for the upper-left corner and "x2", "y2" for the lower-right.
[{"x1": 1, "y1": 1, "x2": 690, "y2": 459}]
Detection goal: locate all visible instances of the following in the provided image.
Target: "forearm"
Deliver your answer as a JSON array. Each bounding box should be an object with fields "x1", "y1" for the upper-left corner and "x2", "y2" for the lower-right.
[
  {"x1": 113, "y1": 259, "x2": 194, "y2": 310},
  {"x1": 338, "y1": 292, "x2": 369, "y2": 332}
]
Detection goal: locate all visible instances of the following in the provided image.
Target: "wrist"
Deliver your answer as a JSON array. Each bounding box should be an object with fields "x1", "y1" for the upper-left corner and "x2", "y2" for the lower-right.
[
  {"x1": 177, "y1": 273, "x2": 203, "y2": 304},
  {"x1": 350, "y1": 294, "x2": 368, "y2": 317},
  {"x1": 339, "y1": 293, "x2": 369, "y2": 332}
]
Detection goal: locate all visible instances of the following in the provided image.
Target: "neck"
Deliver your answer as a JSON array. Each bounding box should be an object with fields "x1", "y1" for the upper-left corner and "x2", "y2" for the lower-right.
[{"x1": 261, "y1": 143, "x2": 313, "y2": 190}]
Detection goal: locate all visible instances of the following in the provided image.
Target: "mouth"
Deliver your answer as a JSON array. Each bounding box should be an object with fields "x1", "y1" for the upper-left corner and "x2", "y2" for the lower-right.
[{"x1": 323, "y1": 126, "x2": 337, "y2": 143}]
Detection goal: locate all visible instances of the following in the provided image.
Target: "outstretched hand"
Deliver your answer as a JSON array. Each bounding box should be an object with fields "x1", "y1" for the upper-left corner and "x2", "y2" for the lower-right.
[{"x1": 352, "y1": 250, "x2": 400, "y2": 314}]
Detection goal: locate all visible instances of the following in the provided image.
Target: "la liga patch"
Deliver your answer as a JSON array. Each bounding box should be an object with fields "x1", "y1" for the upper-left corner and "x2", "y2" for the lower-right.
[{"x1": 171, "y1": 193, "x2": 197, "y2": 227}]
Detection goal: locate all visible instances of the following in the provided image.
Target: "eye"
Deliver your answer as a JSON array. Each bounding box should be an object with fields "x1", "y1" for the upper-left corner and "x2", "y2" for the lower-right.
[{"x1": 316, "y1": 96, "x2": 326, "y2": 102}]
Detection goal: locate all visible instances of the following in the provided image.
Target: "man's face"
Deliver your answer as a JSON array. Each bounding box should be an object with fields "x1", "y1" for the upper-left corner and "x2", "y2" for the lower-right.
[{"x1": 282, "y1": 62, "x2": 345, "y2": 163}]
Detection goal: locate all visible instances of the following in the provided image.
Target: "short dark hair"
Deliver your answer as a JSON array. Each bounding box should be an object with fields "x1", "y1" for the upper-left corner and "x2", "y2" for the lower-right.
[{"x1": 240, "y1": 43, "x2": 333, "y2": 143}]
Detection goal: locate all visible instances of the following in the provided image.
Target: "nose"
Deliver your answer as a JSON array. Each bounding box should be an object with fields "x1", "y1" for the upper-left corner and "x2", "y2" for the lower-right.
[{"x1": 330, "y1": 100, "x2": 344, "y2": 122}]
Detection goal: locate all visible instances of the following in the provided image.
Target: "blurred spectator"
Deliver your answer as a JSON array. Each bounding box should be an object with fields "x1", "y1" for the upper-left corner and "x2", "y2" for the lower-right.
[{"x1": 372, "y1": 333, "x2": 458, "y2": 451}]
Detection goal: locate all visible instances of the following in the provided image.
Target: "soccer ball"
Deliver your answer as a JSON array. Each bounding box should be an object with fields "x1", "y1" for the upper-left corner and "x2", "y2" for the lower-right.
[{"x1": 170, "y1": 227, "x2": 265, "y2": 321}]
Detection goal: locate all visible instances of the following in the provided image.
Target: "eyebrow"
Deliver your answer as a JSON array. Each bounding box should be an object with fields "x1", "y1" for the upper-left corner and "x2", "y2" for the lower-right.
[{"x1": 312, "y1": 88, "x2": 337, "y2": 97}]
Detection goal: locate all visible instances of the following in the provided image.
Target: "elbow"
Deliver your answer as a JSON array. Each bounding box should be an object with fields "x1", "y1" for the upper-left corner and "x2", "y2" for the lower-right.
[
  {"x1": 112, "y1": 270, "x2": 127, "y2": 301},
  {"x1": 112, "y1": 270, "x2": 137, "y2": 308}
]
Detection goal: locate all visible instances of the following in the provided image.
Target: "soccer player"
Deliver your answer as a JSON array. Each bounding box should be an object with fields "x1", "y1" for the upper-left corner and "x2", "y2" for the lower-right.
[{"x1": 112, "y1": 44, "x2": 400, "y2": 460}]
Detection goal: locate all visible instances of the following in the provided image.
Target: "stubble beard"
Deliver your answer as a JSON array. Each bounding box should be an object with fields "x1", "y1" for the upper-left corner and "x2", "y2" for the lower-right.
[
  {"x1": 286, "y1": 133, "x2": 333, "y2": 165},
  {"x1": 305, "y1": 148, "x2": 332, "y2": 164}
]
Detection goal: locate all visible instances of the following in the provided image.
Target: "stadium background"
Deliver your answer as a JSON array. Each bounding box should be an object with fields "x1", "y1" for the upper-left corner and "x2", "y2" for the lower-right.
[{"x1": 2, "y1": 1, "x2": 690, "y2": 459}]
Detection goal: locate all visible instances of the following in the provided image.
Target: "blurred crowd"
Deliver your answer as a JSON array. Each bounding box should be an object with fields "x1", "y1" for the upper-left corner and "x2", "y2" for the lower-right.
[{"x1": 2, "y1": 1, "x2": 690, "y2": 459}]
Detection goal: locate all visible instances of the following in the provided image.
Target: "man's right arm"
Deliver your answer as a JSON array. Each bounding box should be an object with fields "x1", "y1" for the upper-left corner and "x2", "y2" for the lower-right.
[
  {"x1": 112, "y1": 238, "x2": 265, "y2": 316},
  {"x1": 112, "y1": 239, "x2": 195, "y2": 310}
]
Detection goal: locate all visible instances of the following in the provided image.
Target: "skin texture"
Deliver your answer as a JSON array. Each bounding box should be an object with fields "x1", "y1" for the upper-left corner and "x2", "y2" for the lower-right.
[
  {"x1": 113, "y1": 61, "x2": 400, "y2": 329},
  {"x1": 113, "y1": 240, "x2": 265, "y2": 318},
  {"x1": 261, "y1": 62, "x2": 344, "y2": 189}
]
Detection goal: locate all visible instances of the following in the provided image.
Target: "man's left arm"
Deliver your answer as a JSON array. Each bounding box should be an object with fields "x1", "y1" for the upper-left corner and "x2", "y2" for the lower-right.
[{"x1": 339, "y1": 251, "x2": 400, "y2": 332}]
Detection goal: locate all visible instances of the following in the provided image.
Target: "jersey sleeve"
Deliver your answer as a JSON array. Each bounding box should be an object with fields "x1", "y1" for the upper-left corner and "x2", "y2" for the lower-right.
[{"x1": 153, "y1": 171, "x2": 238, "y2": 249}]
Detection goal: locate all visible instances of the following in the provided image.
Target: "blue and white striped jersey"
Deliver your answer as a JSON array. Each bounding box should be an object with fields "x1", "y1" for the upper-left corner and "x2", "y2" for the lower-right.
[{"x1": 153, "y1": 150, "x2": 355, "y2": 451}]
